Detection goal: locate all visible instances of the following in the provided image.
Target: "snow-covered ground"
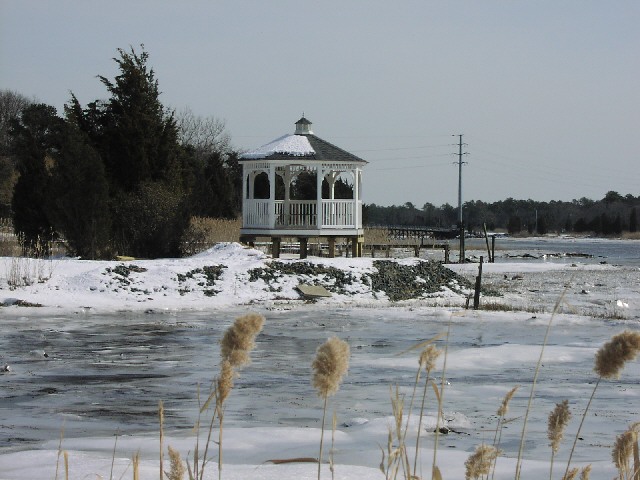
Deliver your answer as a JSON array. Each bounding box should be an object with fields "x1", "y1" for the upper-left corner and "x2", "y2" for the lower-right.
[{"x1": 1, "y1": 240, "x2": 639, "y2": 479}]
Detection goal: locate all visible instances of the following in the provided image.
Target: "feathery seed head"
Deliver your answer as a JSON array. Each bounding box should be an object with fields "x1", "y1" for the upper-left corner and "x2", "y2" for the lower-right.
[
  {"x1": 464, "y1": 444, "x2": 499, "y2": 480},
  {"x1": 167, "y1": 446, "x2": 186, "y2": 480},
  {"x1": 497, "y1": 385, "x2": 519, "y2": 417},
  {"x1": 217, "y1": 359, "x2": 235, "y2": 406},
  {"x1": 548, "y1": 399, "x2": 572, "y2": 453},
  {"x1": 612, "y1": 426, "x2": 637, "y2": 474},
  {"x1": 594, "y1": 330, "x2": 640, "y2": 379},
  {"x1": 418, "y1": 344, "x2": 441, "y2": 372},
  {"x1": 562, "y1": 467, "x2": 579, "y2": 480},
  {"x1": 579, "y1": 464, "x2": 592, "y2": 480},
  {"x1": 312, "y1": 336, "x2": 350, "y2": 398},
  {"x1": 220, "y1": 313, "x2": 265, "y2": 369}
]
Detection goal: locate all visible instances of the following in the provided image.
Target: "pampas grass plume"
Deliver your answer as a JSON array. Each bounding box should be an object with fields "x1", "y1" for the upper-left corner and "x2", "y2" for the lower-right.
[
  {"x1": 167, "y1": 445, "x2": 186, "y2": 480},
  {"x1": 312, "y1": 336, "x2": 350, "y2": 398},
  {"x1": 221, "y1": 313, "x2": 265, "y2": 368},
  {"x1": 497, "y1": 385, "x2": 519, "y2": 417},
  {"x1": 594, "y1": 330, "x2": 640, "y2": 379},
  {"x1": 419, "y1": 344, "x2": 441, "y2": 372},
  {"x1": 612, "y1": 424, "x2": 638, "y2": 478},
  {"x1": 579, "y1": 464, "x2": 592, "y2": 480},
  {"x1": 464, "y1": 444, "x2": 499, "y2": 480},
  {"x1": 548, "y1": 400, "x2": 572, "y2": 453},
  {"x1": 217, "y1": 359, "x2": 235, "y2": 406},
  {"x1": 562, "y1": 467, "x2": 579, "y2": 480}
]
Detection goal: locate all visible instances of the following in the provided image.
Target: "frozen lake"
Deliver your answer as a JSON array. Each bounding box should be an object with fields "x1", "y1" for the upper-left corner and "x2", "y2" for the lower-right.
[
  {"x1": 1, "y1": 237, "x2": 639, "y2": 479},
  {"x1": 2, "y1": 309, "x2": 639, "y2": 478}
]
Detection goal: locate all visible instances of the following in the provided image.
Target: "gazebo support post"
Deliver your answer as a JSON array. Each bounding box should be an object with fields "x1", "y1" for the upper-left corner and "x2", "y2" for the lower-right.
[
  {"x1": 327, "y1": 237, "x2": 336, "y2": 258},
  {"x1": 299, "y1": 238, "x2": 308, "y2": 259},
  {"x1": 271, "y1": 237, "x2": 281, "y2": 258}
]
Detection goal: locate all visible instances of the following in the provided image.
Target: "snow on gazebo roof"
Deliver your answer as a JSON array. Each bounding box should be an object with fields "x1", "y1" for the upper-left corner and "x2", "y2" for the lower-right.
[
  {"x1": 239, "y1": 117, "x2": 367, "y2": 164},
  {"x1": 241, "y1": 134, "x2": 315, "y2": 159}
]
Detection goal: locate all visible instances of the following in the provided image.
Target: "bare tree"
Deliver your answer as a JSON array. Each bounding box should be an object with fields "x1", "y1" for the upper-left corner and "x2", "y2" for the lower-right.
[
  {"x1": 175, "y1": 106, "x2": 230, "y2": 160},
  {"x1": 0, "y1": 90, "x2": 34, "y2": 217},
  {"x1": 0, "y1": 89, "x2": 33, "y2": 154}
]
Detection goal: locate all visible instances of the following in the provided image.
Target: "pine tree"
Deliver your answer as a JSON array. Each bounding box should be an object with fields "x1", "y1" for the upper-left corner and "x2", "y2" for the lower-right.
[{"x1": 630, "y1": 207, "x2": 637, "y2": 233}]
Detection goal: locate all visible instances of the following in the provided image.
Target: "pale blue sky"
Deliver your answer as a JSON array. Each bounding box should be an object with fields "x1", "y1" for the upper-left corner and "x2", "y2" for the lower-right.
[{"x1": 1, "y1": 1, "x2": 638, "y2": 207}]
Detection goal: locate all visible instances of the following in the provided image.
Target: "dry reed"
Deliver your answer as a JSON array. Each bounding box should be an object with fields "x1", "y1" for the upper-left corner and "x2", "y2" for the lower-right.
[
  {"x1": 491, "y1": 385, "x2": 519, "y2": 479},
  {"x1": 413, "y1": 344, "x2": 441, "y2": 477},
  {"x1": 213, "y1": 313, "x2": 265, "y2": 480},
  {"x1": 180, "y1": 217, "x2": 241, "y2": 256},
  {"x1": 580, "y1": 464, "x2": 592, "y2": 479},
  {"x1": 548, "y1": 399, "x2": 572, "y2": 479},
  {"x1": 159, "y1": 400, "x2": 164, "y2": 480},
  {"x1": 565, "y1": 330, "x2": 640, "y2": 478},
  {"x1": 167, "y1": 445, "x2": 186, "y2": 480},
  {"x1": 612, "y1": 423, "x2": 640, "y2": 480},
  {"x1": 563, "y1": 467, "x2": 579, "y2": 480},
  {"x1": 594, "y1": 331, "x2": 640, "y2": 379},
  {"x1": 464, "y1": 444, "x2": 499, "y2": 480},
  {"x1": 515, "y1": 284, "x2": 570, "y2": 479},
  {"x1": 312, "y1": 336, "x2": 350, "y2": 480}
]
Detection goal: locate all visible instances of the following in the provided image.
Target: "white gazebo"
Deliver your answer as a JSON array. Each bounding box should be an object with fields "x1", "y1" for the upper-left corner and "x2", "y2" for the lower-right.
[{"x1": 239, "y1": 116, "x2": 367, "y2": 258}]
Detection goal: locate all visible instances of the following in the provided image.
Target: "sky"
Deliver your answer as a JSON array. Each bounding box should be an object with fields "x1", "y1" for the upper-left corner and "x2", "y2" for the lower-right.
[{"x1": 1, "y1": 1, "x2": 639, "y2": 208}]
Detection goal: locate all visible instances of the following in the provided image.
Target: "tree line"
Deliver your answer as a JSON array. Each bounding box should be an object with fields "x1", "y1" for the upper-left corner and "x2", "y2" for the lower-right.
[
  {"x1": 1, "y1": 47, "x2": 241, "y2": 259},
  {"x1": 364, "y1": 193, "x2": 639, "y2": 236},
  {"x1": 2, "y1": 47, "x2": 638, "y2": 260}
]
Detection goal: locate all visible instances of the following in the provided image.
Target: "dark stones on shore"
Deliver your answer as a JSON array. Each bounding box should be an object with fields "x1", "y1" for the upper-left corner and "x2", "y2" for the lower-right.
[
  {"x1": 370, "y1": 260, "x2": 474, "y2": 301},
  {"x1": 248, "y1": 259, "x2": 477, "y2": 301}
]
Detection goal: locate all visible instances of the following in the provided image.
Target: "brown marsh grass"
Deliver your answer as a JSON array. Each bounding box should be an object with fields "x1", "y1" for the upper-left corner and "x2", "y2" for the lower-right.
[{"x1": 180, "y1": 217, "x2": 241, "y2": 256}]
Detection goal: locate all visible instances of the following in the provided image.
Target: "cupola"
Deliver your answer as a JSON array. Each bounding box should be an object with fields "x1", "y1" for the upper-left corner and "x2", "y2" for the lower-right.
[{"x1": 294, "y1": 116, "x2": 313, "y2": 135}]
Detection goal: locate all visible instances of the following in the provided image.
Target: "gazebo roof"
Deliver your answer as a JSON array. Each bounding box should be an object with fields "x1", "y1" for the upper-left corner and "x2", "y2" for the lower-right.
[{"x1": 240, "y1": 117, "x2": 367, "y2": 164}]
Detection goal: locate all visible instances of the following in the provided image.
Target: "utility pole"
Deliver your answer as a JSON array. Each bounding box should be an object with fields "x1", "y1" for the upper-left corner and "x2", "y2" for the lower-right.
[{"x1": 454, "y1": 134, "x2": 468, "y2": 263}]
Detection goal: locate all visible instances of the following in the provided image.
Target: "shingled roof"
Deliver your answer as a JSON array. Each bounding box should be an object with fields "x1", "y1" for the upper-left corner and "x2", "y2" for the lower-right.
[{"x1": 240, "y1": 117, "x2": 367, "y2": 163}]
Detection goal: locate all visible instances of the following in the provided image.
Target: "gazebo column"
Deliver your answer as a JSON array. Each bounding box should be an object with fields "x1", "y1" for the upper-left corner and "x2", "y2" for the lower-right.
[
  {"x1": 268, "y1": 165, "x2": 276, "y2": 228},
  {"x1": 316, "y1": 166, "x2": 323, "y2": 228},
  {"x1": 353, "y1": 169, "x2": 361, "y2": 228}
]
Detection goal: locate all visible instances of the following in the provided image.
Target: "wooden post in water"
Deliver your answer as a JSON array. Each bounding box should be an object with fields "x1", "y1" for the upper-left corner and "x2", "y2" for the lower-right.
[
  {"x1": 491, "y1": 235, "x2": 496, "y2": 263},
  {"x1": 483, "y1": 224, "x2": 492, "y2": 262},
  {"x1": 473, "y1": 256, "x2": 483, "y2": 310}
]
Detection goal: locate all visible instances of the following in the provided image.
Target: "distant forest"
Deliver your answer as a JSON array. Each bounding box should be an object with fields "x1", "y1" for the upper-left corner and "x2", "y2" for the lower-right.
[{"x1": 364, "y1": 192, "x2": 639, "y2": 236}]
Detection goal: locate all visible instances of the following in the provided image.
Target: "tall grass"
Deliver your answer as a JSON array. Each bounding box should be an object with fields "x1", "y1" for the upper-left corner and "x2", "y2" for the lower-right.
[{"x1": 180, "y1": 217, "x2": 241, "y2": 256}]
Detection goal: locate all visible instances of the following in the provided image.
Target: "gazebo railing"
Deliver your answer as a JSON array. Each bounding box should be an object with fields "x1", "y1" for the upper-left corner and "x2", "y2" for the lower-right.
[{"x1": 243, "y1": 199, "x2": 360, "y2": 229}]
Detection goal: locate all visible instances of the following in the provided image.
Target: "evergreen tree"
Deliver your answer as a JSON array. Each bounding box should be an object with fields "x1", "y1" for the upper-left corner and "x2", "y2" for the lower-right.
[
  {"x1": 48, "y1": 125, "x2": 111, "y2": 259},
  {"x1": 10, "y1": 103, "x2": 64, "y2": 252},
  {"x1": 68, "y1": 46, "x2": 189, "y2": 257},
  {"x1": 507, "y1": 215, "x2": 522, "y2": 235},
  {"x1": 111, "y1": 181, "x2": 188, "y2": 258},
  {"x1": 94, "y1": 46, "x2": 181, "y2": 192},
  {"x1": 536, "y1": 216, "x2": 548, "y2": 235},
  {"x1": 630, "y1": 207, "x2": 637, "y2": 233}
]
